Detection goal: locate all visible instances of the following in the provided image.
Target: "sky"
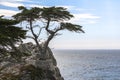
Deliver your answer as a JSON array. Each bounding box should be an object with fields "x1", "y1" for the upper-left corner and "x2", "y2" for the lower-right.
[{"x1": 0, "y1": 0, "x2": 120, "y2": 49}]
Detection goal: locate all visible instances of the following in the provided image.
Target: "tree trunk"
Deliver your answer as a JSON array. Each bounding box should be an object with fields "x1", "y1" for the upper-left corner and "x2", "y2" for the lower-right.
[{"x1": 29, "y1": 20, "x2": 43, "y2": 54}]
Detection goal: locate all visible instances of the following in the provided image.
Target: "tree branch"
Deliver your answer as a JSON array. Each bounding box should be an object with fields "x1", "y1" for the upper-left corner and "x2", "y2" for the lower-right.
[
  {"x1": 45, "y1": 19, "x2": 54, "y2": 34},
  {"x1": 29, "y1": 20, "x2": 43, "y2": 53},
  {"x1": 43, "y1": 26, "x2": 63, "y2": 53},
  {"x1": 37, "y1": 27, "x2": 45, "y2": 38},
  {"x1": 44, "y1": 33, "x2": 54, "y2": 54}
]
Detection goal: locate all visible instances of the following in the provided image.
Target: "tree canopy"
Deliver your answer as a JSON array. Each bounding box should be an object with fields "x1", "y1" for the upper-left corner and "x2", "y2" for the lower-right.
[
  {"x1": 0, "y1": 6, "x2": 85, "y2": 59},
  {"x1": 0, "y1": 16, "x2": 27, "y2": 60},
  {"x1": 13, "y1": 6, "x2": 84, "y2": 56}
]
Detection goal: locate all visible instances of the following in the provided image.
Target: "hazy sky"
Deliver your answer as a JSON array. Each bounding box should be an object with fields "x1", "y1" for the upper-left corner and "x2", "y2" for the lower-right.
[{"x1": 0, "y1": 0, "x2": 120, "y2": 49}]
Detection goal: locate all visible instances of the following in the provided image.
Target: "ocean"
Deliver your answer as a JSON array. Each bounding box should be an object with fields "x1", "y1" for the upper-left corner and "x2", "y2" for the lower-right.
[{"x1": 53, "y1": 50, "x2": 120, "y2": 80}]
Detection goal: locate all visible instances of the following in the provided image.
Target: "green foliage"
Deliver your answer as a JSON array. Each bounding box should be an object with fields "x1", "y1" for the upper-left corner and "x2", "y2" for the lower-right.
[
  {"x1": 0, "y1": 26, "x2": 26, "y2": 42},
  {"x1": 41, "y1": 6, "x2": 74, "y2": 21},
  {"x1": 60, "y1": 22, "x2": 85, "y2": 33},
  {"x1": 13, "y1": 6, "x2": 42, "y2": 21},
  {"x1": 0, "y1": 17, "x2": 27, "y2": 60},
  {"x1": 0, "y1": 17, "x2": 26, "y2": 44}
]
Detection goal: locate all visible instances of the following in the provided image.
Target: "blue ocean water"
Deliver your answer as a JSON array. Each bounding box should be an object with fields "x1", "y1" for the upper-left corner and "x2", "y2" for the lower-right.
[{"x1": 53, "y1": 50, "x2": 120, "y2": 80}]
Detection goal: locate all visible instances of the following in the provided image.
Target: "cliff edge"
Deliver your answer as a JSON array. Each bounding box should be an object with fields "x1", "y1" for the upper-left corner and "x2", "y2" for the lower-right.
[{"x1": 0, "y1": 42, "x2": 64, "y2": 80}]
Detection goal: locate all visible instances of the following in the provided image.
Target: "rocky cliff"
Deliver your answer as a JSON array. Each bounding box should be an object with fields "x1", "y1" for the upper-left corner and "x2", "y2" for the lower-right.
[{"x1": 0, "y1": 42, "x2": 64, "y2": 80}]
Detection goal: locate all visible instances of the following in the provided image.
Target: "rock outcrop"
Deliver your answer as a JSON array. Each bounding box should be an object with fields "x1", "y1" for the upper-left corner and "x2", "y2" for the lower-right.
[{"x1": 0, "y1": 42, "x2": 64, "y2": 80}]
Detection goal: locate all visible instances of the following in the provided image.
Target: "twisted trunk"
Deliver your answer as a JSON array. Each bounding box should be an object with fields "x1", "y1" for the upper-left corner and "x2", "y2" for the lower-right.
[{"x1": 29, "y1": 20, "x2": 43, "y2": 54}]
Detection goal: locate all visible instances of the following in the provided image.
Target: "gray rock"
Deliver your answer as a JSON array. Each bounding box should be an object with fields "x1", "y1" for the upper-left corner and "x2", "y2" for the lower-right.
[{"x1": 0, "y1": 42, "x2": 64, "y2": 80}]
